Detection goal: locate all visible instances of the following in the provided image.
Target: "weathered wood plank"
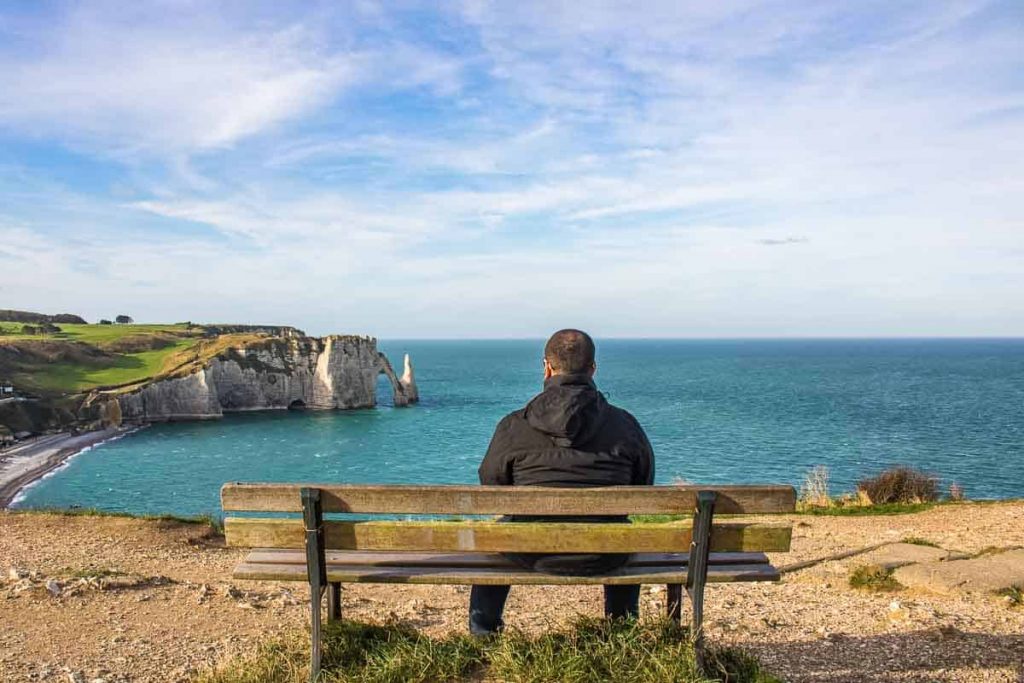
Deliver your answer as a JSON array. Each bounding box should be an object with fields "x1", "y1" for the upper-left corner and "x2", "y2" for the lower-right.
[
  {"x1": 225, "y1": 519, "x2": 792, "y2": 553},
  {"x1": 221, "y1": 483, "x2": 796, "y2": 515},
  {"x1": 232, "y1": 561, "x2": 780, "y2": 585},
  {"x1": 243, "y1": 549, "x2": 771, "y2": 568}
]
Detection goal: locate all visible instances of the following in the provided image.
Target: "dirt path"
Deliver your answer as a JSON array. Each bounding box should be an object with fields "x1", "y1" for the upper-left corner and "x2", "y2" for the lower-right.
[{"x1": 2, "y1": 503, "x2": 1022, "y2": 683}]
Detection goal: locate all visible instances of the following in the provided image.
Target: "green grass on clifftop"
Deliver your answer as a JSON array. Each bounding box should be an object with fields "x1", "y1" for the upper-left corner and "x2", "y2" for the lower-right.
[
  {"x1": 0, "y1": 323, "x2": 203, "y2": 394},
  {"x1": 29, "y1": 338, "x2": 199, "y2": 392},
  {"x1": 0, "y1": 322, "x2": 189, "y2": 343}
]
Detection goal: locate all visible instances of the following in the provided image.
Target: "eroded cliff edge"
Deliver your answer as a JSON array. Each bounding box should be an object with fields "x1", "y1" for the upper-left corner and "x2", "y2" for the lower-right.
[{"x1": 88, "y1": 335, "x2": 417, "y2": 423}]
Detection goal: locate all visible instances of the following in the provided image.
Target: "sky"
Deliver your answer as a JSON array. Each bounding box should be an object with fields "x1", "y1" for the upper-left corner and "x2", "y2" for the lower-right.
[{"x1": 0, "y1": 1, "x2": 1022, "y2": 338}]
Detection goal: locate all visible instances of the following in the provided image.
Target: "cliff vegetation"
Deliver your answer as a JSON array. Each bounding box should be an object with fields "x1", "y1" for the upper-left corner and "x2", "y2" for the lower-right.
[
  {"x1": 0, "y1": 321, "x2": 203, "y2": 395},
  {"x1": 0, "y1": 311, "x2": 416, "y2": 435}
]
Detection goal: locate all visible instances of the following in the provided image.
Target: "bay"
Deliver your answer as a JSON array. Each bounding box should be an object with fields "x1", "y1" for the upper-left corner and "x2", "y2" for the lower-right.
[{"x1": 15, "y1": 338, "x2": 1024, "y2": 516}]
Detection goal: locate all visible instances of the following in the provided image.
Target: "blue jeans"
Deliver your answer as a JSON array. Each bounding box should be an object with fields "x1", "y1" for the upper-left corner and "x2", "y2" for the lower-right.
[{"x1": 468, "y1": 584, "x2": 641, "y2": 635}]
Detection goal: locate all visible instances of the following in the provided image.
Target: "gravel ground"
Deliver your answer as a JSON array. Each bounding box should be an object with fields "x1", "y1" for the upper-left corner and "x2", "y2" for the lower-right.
[{"x1": 1, "y1": 503, "x2": 1022, "y2": 683}]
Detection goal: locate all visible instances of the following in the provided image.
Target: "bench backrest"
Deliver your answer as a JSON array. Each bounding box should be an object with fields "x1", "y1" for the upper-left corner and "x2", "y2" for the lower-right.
[{"x1": 222, "y1": 484, "x2": 796, "y2": 554}]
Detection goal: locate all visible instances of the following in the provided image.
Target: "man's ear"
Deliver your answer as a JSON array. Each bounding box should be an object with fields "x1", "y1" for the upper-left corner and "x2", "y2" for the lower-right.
[
  {"x1": 543, "y1": 358, "x2": 554, "y2": 380},
  {"x1": 588, "y1": 363, "x2": 597, "y2": 378}
]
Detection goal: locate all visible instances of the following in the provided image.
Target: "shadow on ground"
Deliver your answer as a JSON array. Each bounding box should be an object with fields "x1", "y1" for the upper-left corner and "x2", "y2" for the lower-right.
[{"x1": 743, "y1": 629, "x2": 1024, "y2": 682}]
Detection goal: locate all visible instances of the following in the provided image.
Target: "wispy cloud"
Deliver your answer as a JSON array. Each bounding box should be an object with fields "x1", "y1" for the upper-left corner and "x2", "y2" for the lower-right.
[{"x1": 0, "y1": 0, "x2": 1021, "y2": 336}]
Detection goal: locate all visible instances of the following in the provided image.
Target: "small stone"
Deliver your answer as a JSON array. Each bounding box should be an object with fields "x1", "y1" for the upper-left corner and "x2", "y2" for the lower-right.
[
  {"x1": 8, "y1": 567, "x2": 27, "y2": 581},
  {"x1": 889, "y1": 600, "x2": 901, "y2": 611},
  {"x1": 46, "y1": 579, "x2": 62, "y2": 597}
]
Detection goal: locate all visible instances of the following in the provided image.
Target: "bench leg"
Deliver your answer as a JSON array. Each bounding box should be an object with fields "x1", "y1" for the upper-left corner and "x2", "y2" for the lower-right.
[
  {"x1": 327, "y1": 582, "x2": 342, "y2": 623},
  {"x1": 685, "y1": 491, "x2": 717, "y2": 672},
  {"x1": 309, "y1": 583, "x2": 324, "y2": 682},
  {"x1": 302, "y1": 488, "x2": 328, "y2": 682},
  {"x1": 666, "y1": 584, "x2": 683, "y2": 624}
]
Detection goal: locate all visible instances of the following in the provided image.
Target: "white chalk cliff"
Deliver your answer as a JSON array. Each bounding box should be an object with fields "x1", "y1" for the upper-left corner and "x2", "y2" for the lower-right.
[{"x1": 113, "y1": 335, "x2": 417, "y2": 422}]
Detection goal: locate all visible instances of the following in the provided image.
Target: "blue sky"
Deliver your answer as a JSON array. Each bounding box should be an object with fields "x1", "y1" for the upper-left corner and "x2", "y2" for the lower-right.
[{"x1": 0, "y1": 0, "x2": 1022, "y2": 338}]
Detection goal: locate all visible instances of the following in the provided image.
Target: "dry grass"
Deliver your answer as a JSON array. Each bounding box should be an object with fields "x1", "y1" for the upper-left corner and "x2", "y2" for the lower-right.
[
  {"x1": 848, "y1": 564, "x2": 903, "y2": 592},
  {"x1": 798, "y1": 465, "x2": 832, "y2": 509}
]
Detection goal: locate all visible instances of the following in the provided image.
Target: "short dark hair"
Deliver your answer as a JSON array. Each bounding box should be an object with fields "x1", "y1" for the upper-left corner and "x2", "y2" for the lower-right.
[{"x1": 544, "y1": 329, "x2": 596, "y2": 374}]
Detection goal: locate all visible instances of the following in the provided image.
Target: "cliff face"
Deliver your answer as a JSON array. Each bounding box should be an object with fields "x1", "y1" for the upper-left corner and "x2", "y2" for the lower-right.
[{"x1": 114, "y1": 335, "x2": 416, "y2": 423}]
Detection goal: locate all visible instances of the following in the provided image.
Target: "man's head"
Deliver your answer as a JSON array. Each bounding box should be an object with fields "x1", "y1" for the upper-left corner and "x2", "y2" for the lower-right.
[{"x1": 543, "y1": 329, "x2": 596, "y2": 379}]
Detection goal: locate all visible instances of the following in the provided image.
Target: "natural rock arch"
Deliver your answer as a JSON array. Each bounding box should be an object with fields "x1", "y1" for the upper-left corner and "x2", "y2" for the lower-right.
[{"x1": 377, "y1": 353, "x2": 418, "y2": 407}]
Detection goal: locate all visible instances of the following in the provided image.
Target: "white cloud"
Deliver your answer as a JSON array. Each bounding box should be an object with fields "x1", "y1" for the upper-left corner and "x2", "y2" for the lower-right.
[{"x1": 0, "y1": 8, "x2": 353, "y2": 152}]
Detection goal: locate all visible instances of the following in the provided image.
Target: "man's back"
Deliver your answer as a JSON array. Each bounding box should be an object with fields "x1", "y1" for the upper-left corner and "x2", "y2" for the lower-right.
[
  {"x1": 478, "y1": 371, "x2": 654, "y2": 576},
  {"x1": 479, "y1": 373, "x2": 653, "y2": 489},
  {"x1": 468, "y1": 329, "x2": 656, "y2": 634}
]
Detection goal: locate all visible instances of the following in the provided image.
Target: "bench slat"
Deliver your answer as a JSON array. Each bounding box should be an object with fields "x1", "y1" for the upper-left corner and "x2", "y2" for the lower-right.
[
  {"x1": 232, "y1": 561, "x2": 780, "y2": 585},
  {"x1": 221, "y1": 484, "x2": 796, "y2": 515},
  {"x1": 225, "y1": 519, "x2": 792, "y2": 553},
  {"x1": 242, "y1": 549, "x2": 772, "y2": 568}
]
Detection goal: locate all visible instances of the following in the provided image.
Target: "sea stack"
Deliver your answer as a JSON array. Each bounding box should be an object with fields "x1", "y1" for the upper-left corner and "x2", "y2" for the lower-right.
[{"x1": 400, "y1": 353, "x2": 419, "y2": 404}]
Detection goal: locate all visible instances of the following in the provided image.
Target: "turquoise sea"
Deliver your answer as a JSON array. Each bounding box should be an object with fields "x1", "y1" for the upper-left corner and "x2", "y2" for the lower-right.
[{"x1": 14, "y1": 339, "x2": 1024, "y2": 516}]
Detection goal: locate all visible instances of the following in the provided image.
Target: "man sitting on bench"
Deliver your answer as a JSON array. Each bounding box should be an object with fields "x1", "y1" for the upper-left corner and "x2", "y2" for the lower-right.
[{"x1": 471, "y1": 329, "x2": 656, "y2": 635}]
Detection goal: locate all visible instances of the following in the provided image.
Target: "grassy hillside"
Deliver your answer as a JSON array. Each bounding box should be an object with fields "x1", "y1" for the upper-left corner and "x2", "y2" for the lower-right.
[
  {"x1": 0, "y1": 323, "x2": 205, "y2": 395},
  {"x1": 0, "y1": 322, "x2": 190, "y2": 343}
]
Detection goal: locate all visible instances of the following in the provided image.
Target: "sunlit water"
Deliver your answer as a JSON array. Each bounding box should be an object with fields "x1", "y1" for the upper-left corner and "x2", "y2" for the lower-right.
[{"x1": 15, "y1": 339, "x2": 1024, "y2": 516}]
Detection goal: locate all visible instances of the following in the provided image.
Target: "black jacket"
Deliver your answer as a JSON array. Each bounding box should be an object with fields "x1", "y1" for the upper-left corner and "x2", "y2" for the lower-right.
[{"x1": 478, "y1": 373, "x2": 655, "y2": 574}]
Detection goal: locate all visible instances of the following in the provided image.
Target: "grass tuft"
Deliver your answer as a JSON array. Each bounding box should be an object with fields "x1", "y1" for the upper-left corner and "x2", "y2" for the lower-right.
[
  {"x1": 796, "y1": 501, "x2": 936, "y2": 516},
  {"x1": 61, "y1": 567, "x2": 126, "y2": 580},
  {"x1": 12, "y1": 507, "x2": 224, "y2": 534},
  {"x1": 973, "y1": 545, "x2": 1023, "y2": 558},
  {"x1": 901, "y1": 537, "x2": 939, "y2": 548},
  {"x1": 849, "y1": 564, "x2": 903, "y2": 592},
  {"x1": 194, "y1": 617, "x2": 778, "y2": 683},
  {"x1": 993, "y1": 585, "x2": 1022, "y2": 608}
]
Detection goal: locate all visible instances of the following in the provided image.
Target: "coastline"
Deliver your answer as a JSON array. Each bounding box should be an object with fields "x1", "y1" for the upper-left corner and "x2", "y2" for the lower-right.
[{"x1": 0, "y1": 427, "x2": 135, "y2": 508}]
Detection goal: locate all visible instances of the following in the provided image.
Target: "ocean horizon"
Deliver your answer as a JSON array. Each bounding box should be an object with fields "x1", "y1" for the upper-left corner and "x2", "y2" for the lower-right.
[{"x1": 14, "y1": 337, "x2": 1024, "y2": 516}]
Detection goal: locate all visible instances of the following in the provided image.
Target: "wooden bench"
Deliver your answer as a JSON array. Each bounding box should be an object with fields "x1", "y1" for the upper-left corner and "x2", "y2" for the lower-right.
[{"x1": 221, "y1": 483, "x2": 796, "y2": 680}]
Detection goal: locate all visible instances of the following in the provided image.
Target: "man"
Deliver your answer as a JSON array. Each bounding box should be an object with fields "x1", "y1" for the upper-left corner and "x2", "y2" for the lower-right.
[{"x1": 470, "y1": 329, "x2": 655, "y2": 635}]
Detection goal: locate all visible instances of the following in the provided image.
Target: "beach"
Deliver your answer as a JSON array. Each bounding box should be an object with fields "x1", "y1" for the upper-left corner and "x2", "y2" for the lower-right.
[{"x1": 0, "y1": 428, "x2": 132, "y2": 508}]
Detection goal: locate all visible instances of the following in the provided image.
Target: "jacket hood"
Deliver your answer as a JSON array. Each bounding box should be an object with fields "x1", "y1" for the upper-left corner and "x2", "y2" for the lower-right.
[{"x1": 524, "y1": 373, "x2": 607, "y2": 447}]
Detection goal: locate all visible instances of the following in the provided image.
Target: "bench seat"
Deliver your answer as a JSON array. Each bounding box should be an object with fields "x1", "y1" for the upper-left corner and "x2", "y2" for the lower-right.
[{"x1": 233, "y1": 549, "x2": 779, "y2": 584}]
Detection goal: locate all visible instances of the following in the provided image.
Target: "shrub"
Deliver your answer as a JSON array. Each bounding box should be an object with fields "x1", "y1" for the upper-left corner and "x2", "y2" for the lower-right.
[
  {"x1": 857, "y1": 466, "x2": 939, "y2": 505},
  {"x1": 948, "y1": 482, "x2": 965, "y2": 501}
]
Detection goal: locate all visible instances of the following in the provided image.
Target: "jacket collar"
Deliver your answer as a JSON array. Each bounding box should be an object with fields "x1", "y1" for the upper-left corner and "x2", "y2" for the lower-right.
[{"x1": 543, "y1": 373, "x2": 597, "y2": 391}]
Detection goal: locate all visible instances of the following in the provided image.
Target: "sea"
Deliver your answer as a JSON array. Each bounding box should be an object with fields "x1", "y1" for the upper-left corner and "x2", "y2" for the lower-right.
[{"x1": 13, "y1": 339, "x2": 1024, "y2": 516}]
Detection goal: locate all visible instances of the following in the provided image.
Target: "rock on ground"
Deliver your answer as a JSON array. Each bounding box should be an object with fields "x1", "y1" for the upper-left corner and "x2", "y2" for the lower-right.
[{"x1": 894, "y1": 548, "x2": 1024, "y2": 595}]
